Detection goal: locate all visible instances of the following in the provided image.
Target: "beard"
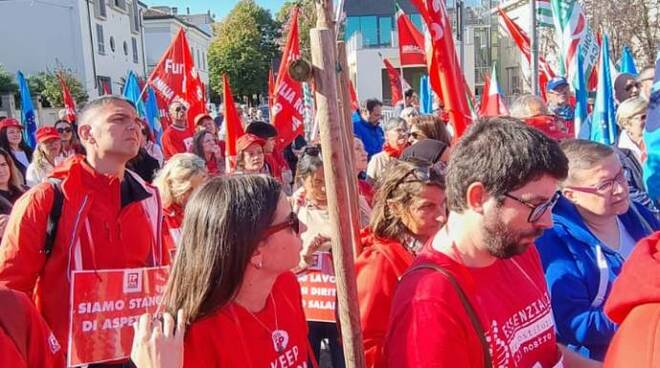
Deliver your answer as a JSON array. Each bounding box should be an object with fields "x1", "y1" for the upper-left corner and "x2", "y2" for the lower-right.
[{"x1": 482, "y1": 211, "x2": 545, "y2": 259}]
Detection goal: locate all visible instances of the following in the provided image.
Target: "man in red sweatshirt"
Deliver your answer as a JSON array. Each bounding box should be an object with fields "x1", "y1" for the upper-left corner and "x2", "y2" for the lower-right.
[
  {"x1": 161, "y1": 101, "x2": 193, "y2": 160},
  {"x1": 385, "y1": 117, "x2": 600, "y2": 367},
  {"x1": 0, "y1": 96, "x2": 168, "y2": 367},
  {"x1": 604, "y1": 231, "x2": 660, "y2": 367}
]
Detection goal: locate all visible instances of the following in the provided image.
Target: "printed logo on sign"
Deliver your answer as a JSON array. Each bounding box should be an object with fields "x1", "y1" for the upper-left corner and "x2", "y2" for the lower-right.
[
  {"x1": 48, "y1": 333, "x2": 61, "y2": 353},
  {"x1": 123, "y1": 270, "x2": 143, "y2": 293}
]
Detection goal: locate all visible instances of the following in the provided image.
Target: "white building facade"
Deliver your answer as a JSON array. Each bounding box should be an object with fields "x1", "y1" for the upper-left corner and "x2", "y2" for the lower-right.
[{"x1": 0, "y1": 0, "x2": 149, "y2": 98}]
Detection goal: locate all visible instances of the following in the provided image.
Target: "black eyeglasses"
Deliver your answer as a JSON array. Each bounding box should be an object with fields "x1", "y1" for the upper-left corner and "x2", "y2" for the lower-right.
[
  {"x1": 625, "y1": 82, "x2": 640, "y2": 92},
  {"x1": 174, "y1": 106, "x2": 187, "y2": 112},
  {"x1": 262, "y1": 212, "x2": 300, "y2": 237},
  {"x1": 57, "y1": 128, "x2": 72, "y2": 134},
  {"x1": 503, "y1": 191, "x2": 561, "y2": 223},
  {"x1": 301, "y1": 145, "x2": 321, "y2": 157}
]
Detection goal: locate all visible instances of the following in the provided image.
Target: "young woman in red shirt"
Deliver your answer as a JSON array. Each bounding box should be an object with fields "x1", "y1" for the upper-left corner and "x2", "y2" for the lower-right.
[
  {"x1": 191, "y1": 130, "x2": 224, "y2": 176},
  {"x1": 356, "y1": 159, "x2": 447, "y2": 368},
  {"x1": 161, "y1": 174, "x2": 314, "y2": 367},
  {"x1": 153, "y1": 153, "x2": 208, "y2": 256}
]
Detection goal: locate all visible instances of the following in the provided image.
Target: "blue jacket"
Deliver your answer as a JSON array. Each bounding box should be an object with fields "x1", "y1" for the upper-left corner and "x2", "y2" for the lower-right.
[
  {"x1": 536, "y1": 196, "x2": 659, "y2": 361},
  {"x1": 352, "y1": 111, "x2": 384, "y2": 160}
]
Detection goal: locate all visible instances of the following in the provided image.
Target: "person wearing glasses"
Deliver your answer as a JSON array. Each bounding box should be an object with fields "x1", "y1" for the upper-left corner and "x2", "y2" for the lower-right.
[
  {"x1": 162, "y1": 102, "x2": 193, "y2": 160},
  {"x1": 617, "y1": 97, "x2": 648, "y2": 165},
  {"x1": 160, "y1": 175, "x2": 312, "y2": 367},
  {"x1": 614, "y1": 73, "x2": 640, "y2": 104},
  {"x1": 366, "y1": 117, "x2": 409, "y2": 184},
  {"x1": 54, "y1": 120, "x2": 84, "y2": 158},
  {"x1": 356, "y1": 160, "x2": 446, "y2": 368},
  {"x1": 407, "y1": 114, "x2": 452, "y2": 147},
  {"x1": 153, "y1": 153, "x2": 208, "y2": 257},
  {"x1": 387, "y1": 117, "x2": 600, "y2": 367},
  {"x1": 536, "y1": 139, "x2": 659, "y2": 361}
]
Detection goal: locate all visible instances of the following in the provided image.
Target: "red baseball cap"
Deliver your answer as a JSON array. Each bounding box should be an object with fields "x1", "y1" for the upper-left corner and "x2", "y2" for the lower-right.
[
  {"x1": 36, "y1": 126, "x2": 61, "y2": 144},
  {"x1": 0, "y1": 118, "x2": 23, "y2": 130},
  {"x1": 194, "y1": 113, "x2": 213, "y2": 126},
  {"x1": 236, "y1": 133, "x2": 266, "y2": 153}
]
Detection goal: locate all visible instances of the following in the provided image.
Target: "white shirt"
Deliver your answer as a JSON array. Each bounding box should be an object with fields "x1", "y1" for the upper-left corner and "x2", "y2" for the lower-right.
[
  {"x1": 617, "y1": 131, "x2": 643, "y2": 164},
  {"x1": 12, "y1": 150, "x2": 29, "y2": 169},
  {"x1": 616, "y1": 218, "x2": 637, "y2": 260}
]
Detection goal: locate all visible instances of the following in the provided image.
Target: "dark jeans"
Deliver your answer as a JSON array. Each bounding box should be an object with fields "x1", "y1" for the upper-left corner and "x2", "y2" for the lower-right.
[{"x1": 308, "y1": 321, "x2": 345, "y2": 368}]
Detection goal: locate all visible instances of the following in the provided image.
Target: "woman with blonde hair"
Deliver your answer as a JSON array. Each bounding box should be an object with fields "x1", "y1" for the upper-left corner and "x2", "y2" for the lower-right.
[
  {"x1": 617, "y1": 96, "x2": 648, "y2": 164},
  {"x1": 153, "y1": 153, "x2": 208, "y2": 255},
  {"x1": 26, "y1": 127, "x2": 64, "y2": 187}
]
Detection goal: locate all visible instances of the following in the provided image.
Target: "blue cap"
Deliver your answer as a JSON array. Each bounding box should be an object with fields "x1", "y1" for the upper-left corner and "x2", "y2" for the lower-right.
[{"x1": 547, "y1": 77, "x2": 569, "y2": 91}]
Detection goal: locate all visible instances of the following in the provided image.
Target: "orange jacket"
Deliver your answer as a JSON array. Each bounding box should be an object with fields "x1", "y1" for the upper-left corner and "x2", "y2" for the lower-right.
[
  {"x1": 355, "y1": 229, "x2": 415, "y2": 368},
  {"x1": 0, "y1": 156, "x2": 168, "y2": 350},
  {"x1": 604, "y1": 231, "x2": 660, "y2": 368}
]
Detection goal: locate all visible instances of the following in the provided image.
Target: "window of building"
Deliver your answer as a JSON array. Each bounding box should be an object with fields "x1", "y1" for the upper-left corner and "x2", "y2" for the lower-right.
[
  {"x1": 94, "y1": 0, "x2": 107, "y2": 18},
  {"x1": 109, "y1": 36, "x2": 116, "y2": 52},
  {"x1": 97, "y1": 76, "x2": 112, "y2": 95},
  {"x1": 131, "y1": 0, "x2": 140, "y2": 31},
  {"x1": 202, "y1": 53, "x2": 206, "y2": 70},
  {"x1": 344, "y1": 15, "x2": 395, "y2": 47},
  {"x1": 123, "y1": 41, "x2": 128, "y2": 56},
  {"x1": 96, "y1": 24, "x2": 105, "y2": 55},
  {"x1": 345, "y1": 16, "x2": 360, "y2": 41},
  {"x1": 114, "y1": 0, "x2": 126, "y2": 10},
  {"x1": 131, "y1": 37, "x2": 139, "y2": 63},
  {"x1": 196, "y1": 49, "x2": 201, "y2": 69},
  {"x1": 409, "y1": 13, "x2": 424, "y2": 32},
  {"x1": 360, "y1": 16, "x2": 378, "y2": 46},
  {"x1": 378, "y1": 16, "x2": 392, "y2": 46}
]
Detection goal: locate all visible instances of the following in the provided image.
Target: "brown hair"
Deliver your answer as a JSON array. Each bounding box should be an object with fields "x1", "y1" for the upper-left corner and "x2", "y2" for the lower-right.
[
  {"x1": 0, "y1": 148, "x2": 25, "y2": 195},
  {"x1": 161, "y1": 175, "x2": 281, "y2": 322},
  {"x1": 369, "y1": 160, "x2": 444, "y2": 243},
  {"x1": 409, "y1": 115, "x2": 451, "y2": 146}
]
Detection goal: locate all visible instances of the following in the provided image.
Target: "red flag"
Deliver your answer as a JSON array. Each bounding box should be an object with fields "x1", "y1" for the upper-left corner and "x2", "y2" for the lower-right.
[
  {"x1": 57, "y1": 73, "x2": 77, "y2": 123},
  {"x1": 479, "y1": 66, "x2": 509, "y2": 117},
  {"x1": 497, "y1": 7, "x2": 556, "y2": 99},
  {"x1": 382, "y1": 57, "x2": 404, "y2": 105},
  {"x1": 411, "y1": 0, "x2": 471, "y2": 137},
  {"x1": 147, "y1": 28, "x2": 207, "y2": 134},
  {"x1": 349, "y1": 79, "x2": 359, "y2": 111},
  {"x1": 268, "y1": 69, "x2": 275, "y2": 115},
  {"x1": 396, "y1": 5, "x2": 426, "y2": 66},
  {"x1": 272, "y1": 7, "x2": 304, "y2": 150},
  {"x1": 223, "y1": 74, "x2": 245, "y2": 158}
]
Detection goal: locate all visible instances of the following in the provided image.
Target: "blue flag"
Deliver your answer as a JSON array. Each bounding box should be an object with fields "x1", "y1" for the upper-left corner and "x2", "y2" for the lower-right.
[
  {"x1": 619, "y1": 46, "x2": 638, "y2": 76},
  {"x1": 16, "y1": 71, "x2": 37, "y2": 148},
  {"x1": 145, "y1": 86, "x2": 163, "y2": 145},
  {"x1": 643, "y1": 51, "x2": 660, "y2": 200},
  {"x1": 590, "y1": 34, "x2": 618, "y2": 145},
  {"x1": 121, "y1": 70, "x2": 146, "y2": 118},
  {"x1": 574, "y1": 52, "x2": 588, "y2": 137},
  {"x1": 419, "y1": 75, "x2": 432, "y2": 114}
]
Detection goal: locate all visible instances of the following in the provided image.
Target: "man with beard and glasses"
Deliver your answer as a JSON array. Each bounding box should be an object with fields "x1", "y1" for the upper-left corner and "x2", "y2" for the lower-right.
[
  {"x1": 386, "y1": 117, "x2": 601, "y2": 368},
  {"x1": 536, "y1": 140, "x2": 659, "y2": 361}
]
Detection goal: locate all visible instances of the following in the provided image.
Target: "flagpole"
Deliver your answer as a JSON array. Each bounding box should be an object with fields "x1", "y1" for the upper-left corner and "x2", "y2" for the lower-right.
[
  {"x1": 400, "y1": 65, "x2": 406, "y2": 107},
  {"x1": 530, "y1": 0, "x2": 540, "y2": 96}
]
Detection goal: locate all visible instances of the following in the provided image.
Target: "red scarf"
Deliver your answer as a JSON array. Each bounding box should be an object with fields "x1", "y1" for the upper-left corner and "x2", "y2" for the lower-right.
[{"x1": 383, "y1": 143, "x2": 405, "y2": 158}]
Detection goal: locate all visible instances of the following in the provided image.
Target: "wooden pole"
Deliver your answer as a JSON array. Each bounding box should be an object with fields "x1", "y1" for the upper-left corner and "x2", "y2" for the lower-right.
[
  {"x1": 336, "y1": 40, "x2": 363, "y2": 256},
  {"x1": 311, "y1": 1, "x2": 366, "y2": 367}
]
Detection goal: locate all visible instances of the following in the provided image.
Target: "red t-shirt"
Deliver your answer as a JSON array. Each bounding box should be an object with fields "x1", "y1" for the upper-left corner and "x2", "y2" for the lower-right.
[
  {"x1": 183, "y1": 272, "x2": 312, "y2": 367},
  {"x1": 386, "y1": 239, "x2": 561, "y2": 368},
  {"x1": 0, "y1": 289, "x2": 64, "y2": 368},
  {"x1": 161, "y1": 126, "x2": 193, "y2": 160}
]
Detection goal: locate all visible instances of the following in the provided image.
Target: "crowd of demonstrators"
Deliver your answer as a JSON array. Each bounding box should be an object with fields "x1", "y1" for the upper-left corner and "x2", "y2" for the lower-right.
[
  {"x1": 25, "y1": 127, "x2": 64, "y2": 187},
  {"x1": 160, "y1": 175, "x2": 312, "y2": 367},
  {"x1": 290, "y1": 147, "x2": 345, "y2": 367},
  {"x1": 353, "y1": 98, "x2": 385, "y2": 159},
  {"x1": 386, "y1": 118, "x2": 601, "y2": 367},
  {"x1": 356, "y1": 159, "x2": 446, "y2": 367},
  {"x1": 536, "y1": 139, "x2": 659, "y2": 360},
  {"x1": 0, "y1": 96, "x2": 169, "y2": 367},
  {"x1": 54, "y1": 119, "x2": 84, "y2": 157},
  {"x1": 191, "y1": 129, "x2": 224, "y2": 177},
  {"x1": 510, "y1": 94, "x2": 574, "y2": 141},
  {"x1": 161, "y1": 101, "x2": 193, "y2": 160},
  {"x1": 0, "y1": 118, "x2": 33, "y2": 182},
  {"x1": 366, "y1": 117, "x2": 409, "y2": 183},
  {"x1": 153, "y1": 153, "x2": 208, "y2": 257},
  {"x1": 393, "y1": 88, "x2": 420, "y2": 118}
]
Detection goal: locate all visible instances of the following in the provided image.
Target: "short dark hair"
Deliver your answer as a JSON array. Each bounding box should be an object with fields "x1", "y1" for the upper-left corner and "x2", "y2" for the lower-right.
[
  {"x1": 405, "y1": 89, "x2": 415, "y2": 99},
  {"x1": 78, "y1": 96, "x2": 136, "y2": 126},
  {"x1": 246, "y1": 121, "x2": 278, "y2": 138},
  {"x1": 446, "y1": 117, "x2": 568, "y2": 212},
  {"x1": 366, "y1": 99, "x2": 383, "y2": 113}
]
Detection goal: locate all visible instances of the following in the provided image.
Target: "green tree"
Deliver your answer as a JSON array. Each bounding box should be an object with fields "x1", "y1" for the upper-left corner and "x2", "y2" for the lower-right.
[
  {"x1": 208, "y1": 0, "x2": 280, "y2": 103},
  {"x1": 0, "y1": 64, "x2": 18, "y2": 94},
  {"x1": 33, "y1": 69, "x2": 88, "y2": 107},
  {"x1": 275, "y1": 0, "x2": 316, "y2": 62}
]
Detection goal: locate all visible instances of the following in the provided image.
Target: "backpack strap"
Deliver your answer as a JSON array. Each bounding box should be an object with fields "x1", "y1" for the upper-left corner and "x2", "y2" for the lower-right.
[
  {"x1": 0, "y1": 288, "x2": 29, "y2": 361},
  {"x1": 402, "y1": 263, "x2": 492, "y2": 368},
  {"x1": 44, "y1": 178, "x2": 64, "y2": 257}
]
